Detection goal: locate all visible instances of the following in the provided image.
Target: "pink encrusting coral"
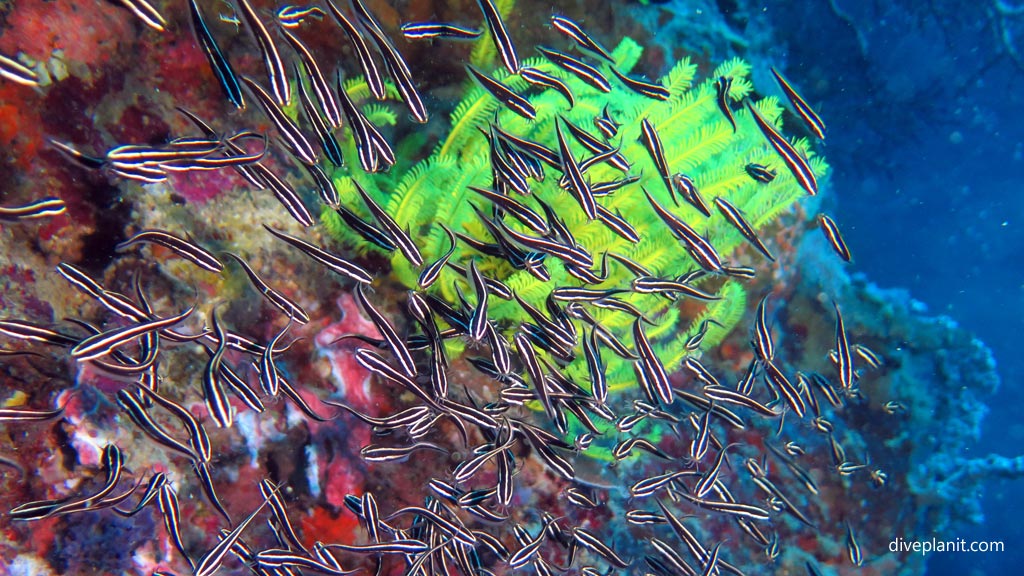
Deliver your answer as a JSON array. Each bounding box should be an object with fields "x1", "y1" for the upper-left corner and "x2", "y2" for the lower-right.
[{"x1": 315, "y1": 293, "x2": 384, "y2": 411}]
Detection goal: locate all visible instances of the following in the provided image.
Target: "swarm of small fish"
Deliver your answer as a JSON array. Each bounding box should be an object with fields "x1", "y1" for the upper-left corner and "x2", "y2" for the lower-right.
[{"x1": 0, "y1": 0, "x2": 877, "y2": 575}]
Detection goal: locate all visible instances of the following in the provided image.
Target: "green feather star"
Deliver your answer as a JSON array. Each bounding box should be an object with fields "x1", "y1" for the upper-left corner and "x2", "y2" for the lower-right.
[{"x1": 322, "y1": 36, "x2": 828, "y2": 421}]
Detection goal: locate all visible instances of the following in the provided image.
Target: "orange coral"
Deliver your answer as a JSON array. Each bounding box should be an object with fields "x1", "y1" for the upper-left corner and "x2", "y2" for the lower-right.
[
  {"x1": 0, "y1": 85, "x2": 42, "y2": 169},
  {"x1": 300, "y1": 505, "x2": 361, "y2": 549}
]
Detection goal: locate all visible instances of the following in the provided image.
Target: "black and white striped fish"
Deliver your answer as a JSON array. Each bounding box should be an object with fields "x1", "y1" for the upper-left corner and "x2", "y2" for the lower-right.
[
  {"x1": 714, "y1": 197, "x2": 775, "y2": 261},
  {"x1": 401, "y1": 22, "x2": 482, "y2": 40},
  {"x1": 235, "y1": 0, "x2": 289, "y2": 105},
  {"x1": 116, "y1": 229, "x2": 223, "y2": 272},
  {"x1": 771, "y1": 67, "x2": 826, "y2": 139},
  {"x1": 466, "y1": 65, "x2": 536, "y2": 120},
  {"x1": 264, "y1": 225, "x2": 373, "y2": 284},
  {"x1": 476, "y1": 0, "x2": 520, "y2": 74},
  {"x1": 818, "y1": 213, "x2": 852, "y2": 262},
  {"x1": 354, "y1": 180, "x2": 423, "y2": 267},
  {"x1": 0, "y1": 197, "x2": 66, "y2": 221},
  {"x1": 188, "y1": 0, "x2": 243, "y2": 109},
  {"x1": 0, "y1": 53, "x2": 39, "y2": 86},
  {"x1": 536, "y1": 46, "x2": 611, "y2": 93},
  {"x1": 746, "y1": 100, "x2": 818, "y2": 195}
]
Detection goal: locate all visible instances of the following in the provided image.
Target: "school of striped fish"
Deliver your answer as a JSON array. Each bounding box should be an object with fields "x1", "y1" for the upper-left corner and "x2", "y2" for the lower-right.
[{"x1": 0, "y1": 1, "x2": 882, "y2": 575}]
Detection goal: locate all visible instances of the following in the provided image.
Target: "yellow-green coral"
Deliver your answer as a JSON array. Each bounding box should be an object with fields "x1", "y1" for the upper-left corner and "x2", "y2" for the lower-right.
[{"x1": 323, "y1": 36, "x2": 828, "y2": 396}]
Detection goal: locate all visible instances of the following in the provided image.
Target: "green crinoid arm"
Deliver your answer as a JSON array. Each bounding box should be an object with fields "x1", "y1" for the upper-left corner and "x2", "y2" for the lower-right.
[{"x1": 322, "y1": 36, "x2": 830, "y2": 419}]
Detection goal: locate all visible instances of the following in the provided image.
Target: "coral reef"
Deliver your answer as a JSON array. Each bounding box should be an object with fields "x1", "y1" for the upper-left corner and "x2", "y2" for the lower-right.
[
  {"x1": 796, "y1": 234, "x2": 1002, "y2": 532},
  {"x1": 0, "y1": 1, "x2": 1006, "y2": 576},
  {"x1": 323, "y1": 35, "x2": 825, "y2": 392}
]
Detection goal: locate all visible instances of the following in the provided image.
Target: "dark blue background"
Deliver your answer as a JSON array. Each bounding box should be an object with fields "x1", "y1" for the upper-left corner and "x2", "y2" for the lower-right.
[{"x1": 762, "y1": 1, "x2": 1024, "y2": 572}]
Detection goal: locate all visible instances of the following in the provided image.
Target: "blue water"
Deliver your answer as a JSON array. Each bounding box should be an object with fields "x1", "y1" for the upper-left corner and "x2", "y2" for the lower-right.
[{"x1": 765, "y1": 1, "x2": 1024, "y2": 572}]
